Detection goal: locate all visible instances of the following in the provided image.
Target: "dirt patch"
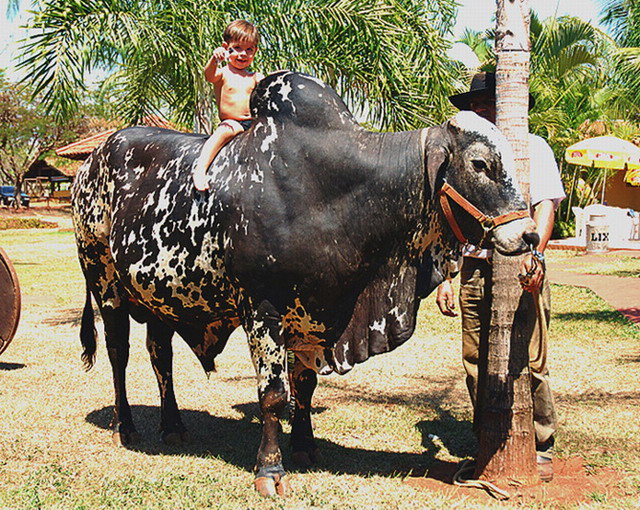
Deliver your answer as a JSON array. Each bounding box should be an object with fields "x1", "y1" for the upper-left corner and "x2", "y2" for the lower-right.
[{"x1": 405, "y1": 457, "x2": 625, "y2": 507}]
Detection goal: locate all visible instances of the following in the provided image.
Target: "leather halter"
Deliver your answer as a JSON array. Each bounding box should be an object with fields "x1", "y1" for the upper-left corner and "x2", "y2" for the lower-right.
[{"x1": 438, "y1": 182, "x2": 530, "y2": 245}]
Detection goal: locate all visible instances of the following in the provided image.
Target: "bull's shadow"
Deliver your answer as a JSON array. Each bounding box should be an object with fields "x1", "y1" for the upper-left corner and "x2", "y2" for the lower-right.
[
  {"x1": 0, "y1": 361, "x2": 26, "y2": 371},
  {"x1": 42, "y1": 307, "x2": 87, "y2": 327},
  {"x1": 86, "y1": 401, "x2": 475, "y2": 477}
]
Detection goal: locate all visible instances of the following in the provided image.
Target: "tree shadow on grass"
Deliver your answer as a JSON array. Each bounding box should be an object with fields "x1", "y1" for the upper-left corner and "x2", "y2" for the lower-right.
[
  {"x1": 618, "y1": 353, "x2": 640, "y2": 364},
  {"x1": 553, "y1": 309, "x2": 630, "y2": 325},
  {"x1": 319, "y1": 375, "x2": 478, "y2": 464},
  {"x1": 42, "y1": 307, "x2": 84, "y2": 327},
  {"x1": 85, "y1": 402, "x2": 473, "y2": 478},
  {"x1": 416, "y1": 416, "x2": 477, "y2": 463}
]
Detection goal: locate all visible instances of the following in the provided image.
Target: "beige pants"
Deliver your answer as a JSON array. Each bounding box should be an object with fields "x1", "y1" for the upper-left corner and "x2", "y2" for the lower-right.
[{"x1": 460, "y1": 257, "x2": 557, "y2": 445}]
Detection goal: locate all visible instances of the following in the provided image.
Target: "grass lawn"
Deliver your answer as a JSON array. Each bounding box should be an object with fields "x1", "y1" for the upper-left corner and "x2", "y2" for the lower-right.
[
  {"x1": 569, "y1": 257, "x2": 639, "y2": 278},
  {"x1": 0, "y1": 227, "x2": 639, "y2": 509},
  {"x1": 546, "y1": 250, "x2": 640, "y2": 278}
]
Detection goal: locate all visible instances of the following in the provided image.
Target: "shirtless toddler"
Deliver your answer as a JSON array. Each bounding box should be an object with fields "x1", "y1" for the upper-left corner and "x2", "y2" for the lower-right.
[{"x1": 193, "y1": 20, "x2": 264, "y2": 191}]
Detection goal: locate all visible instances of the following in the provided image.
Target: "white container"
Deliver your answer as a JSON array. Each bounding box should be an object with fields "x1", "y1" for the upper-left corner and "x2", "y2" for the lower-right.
[{"x1": 586, "y1": 214, "x2": 609, "y2": 253}]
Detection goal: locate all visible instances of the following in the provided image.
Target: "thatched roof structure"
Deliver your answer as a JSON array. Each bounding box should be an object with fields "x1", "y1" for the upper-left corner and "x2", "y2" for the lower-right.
[{"x1": 23, "y1": 159, "x2": 73, "y2": 180}]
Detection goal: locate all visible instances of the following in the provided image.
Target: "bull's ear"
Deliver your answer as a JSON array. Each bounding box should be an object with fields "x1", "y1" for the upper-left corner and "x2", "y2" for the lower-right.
[{"x1": 423, "y1": 127, "x2": 449, "y2": 199}]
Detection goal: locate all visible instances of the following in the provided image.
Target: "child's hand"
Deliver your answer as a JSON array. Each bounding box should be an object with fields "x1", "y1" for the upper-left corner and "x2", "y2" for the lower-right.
[{"x1": 212, "y1": 46, "x2": 228, "y2": 64}]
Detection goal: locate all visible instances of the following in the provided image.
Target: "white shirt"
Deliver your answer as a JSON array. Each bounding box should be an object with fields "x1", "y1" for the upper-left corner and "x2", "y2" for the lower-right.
[{"x1": 529, "y1": 133, "x2": 566, "y2": 209}]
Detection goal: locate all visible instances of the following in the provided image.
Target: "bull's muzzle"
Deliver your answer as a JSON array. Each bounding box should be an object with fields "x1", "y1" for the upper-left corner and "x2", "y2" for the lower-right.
[{"x1": 491, "y1": 216, "x2": 539, "y2": 255}]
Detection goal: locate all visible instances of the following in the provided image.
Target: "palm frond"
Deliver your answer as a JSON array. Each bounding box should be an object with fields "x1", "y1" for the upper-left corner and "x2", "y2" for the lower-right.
[{"x1": 18, "y1": 0, "x2": 458, "y2": 130}]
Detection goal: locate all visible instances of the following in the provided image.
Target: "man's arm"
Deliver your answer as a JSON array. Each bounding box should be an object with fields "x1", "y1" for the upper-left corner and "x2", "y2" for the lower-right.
[
  {"x1": 520, "y1": 198, "x2": 555, "y2": 292},
  {"x1": 532, "y1": 199, "x2": 555, "y2": 252}
]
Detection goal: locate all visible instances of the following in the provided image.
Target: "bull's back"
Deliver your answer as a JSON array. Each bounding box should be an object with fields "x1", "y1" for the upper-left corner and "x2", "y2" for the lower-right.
[
  {"x1": 73, "y1": 127, "x2": 206, "y2": 227},
  {"x1": 106, "y1": 127, "x2": 205, "y2": 188},
  {"x1": 85, "y1": 128, "x2": 240, "y2": 322}
]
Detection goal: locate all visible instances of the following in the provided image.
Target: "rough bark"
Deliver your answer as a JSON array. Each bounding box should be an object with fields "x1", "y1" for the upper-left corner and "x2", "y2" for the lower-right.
[
  {"x1": 194, "y1": 90, "x2": 213, "y2": 135},
  {"x1": 474, "y1": 253, "x2": 538, "y2": 485},
  {"x1": 474, "y1": 0, "x2": 539, "y2": 486}
]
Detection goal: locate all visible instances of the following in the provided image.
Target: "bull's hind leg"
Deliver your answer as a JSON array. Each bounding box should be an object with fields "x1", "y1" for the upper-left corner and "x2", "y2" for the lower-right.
[
  {"x1": 145, "y1": 318, "x2": 188, "y2": 445},
  {"x1": 101, "y1": 304, "x2": 139, "y2": 446},
  {"x1": 289, "y1": 354, "x2": 321, "y2": 468},
  {"x1": 245, "y1": 301, "x2": 291, "y2": 497},
  {"x1": 76, "y1": 234, "x2": 139, "y2": 446}
]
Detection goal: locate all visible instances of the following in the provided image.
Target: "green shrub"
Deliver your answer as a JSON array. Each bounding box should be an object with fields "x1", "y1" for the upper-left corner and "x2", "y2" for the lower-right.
[
  {"x1": 0, "y1": 217, "x2": 58, "y2": 230},
  {"x1": 552, "y1": 219, "x2": 576, "y2": 239}
]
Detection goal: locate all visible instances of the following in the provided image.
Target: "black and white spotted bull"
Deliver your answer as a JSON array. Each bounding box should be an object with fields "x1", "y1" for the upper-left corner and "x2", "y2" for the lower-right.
[{"x1": 72, "y1": 71, "x2": 538, "y2": 497}]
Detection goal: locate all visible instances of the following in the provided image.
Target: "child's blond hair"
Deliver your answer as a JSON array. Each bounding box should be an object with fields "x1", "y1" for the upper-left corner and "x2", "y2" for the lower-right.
[{"x1": 223, "y1": 20, "x2": 259, "y2": 46}]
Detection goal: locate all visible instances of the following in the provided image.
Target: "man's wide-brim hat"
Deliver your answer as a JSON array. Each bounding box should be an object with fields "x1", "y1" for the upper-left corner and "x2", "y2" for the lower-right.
[{"x1": 448, "y1": 72, "x2": 536, "y2": 111}]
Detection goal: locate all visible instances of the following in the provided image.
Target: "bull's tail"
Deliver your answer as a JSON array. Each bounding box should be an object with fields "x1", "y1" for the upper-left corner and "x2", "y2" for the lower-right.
[{"x1": 80, "y1": 285, "x2": 98, "y2": 370}]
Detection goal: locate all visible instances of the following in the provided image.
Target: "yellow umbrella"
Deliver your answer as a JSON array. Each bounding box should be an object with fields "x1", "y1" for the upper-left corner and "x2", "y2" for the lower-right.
[
  {"x1": 565, "y1": 135, "x2": 640, "y2": 201},
  {"x1": 565, "y1": 135, "x2": 640, "y2": 170},
  {"x1": 625, "y1": 168, "x2": 640, "y2": 186}
]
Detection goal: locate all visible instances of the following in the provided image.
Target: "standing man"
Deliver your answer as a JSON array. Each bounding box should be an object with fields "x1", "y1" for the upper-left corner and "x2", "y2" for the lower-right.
[{"x1": 436, "y1": 72, "x2": 565, "y2": 482}]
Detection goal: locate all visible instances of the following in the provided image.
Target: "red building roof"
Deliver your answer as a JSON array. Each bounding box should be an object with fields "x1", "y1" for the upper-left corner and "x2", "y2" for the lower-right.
[
  {"x1": 55, "y1": 129, "x2": 117, "y2": 160},
  {"x1": 55, "y1": 115, "x2": 176, "y2": 160}
]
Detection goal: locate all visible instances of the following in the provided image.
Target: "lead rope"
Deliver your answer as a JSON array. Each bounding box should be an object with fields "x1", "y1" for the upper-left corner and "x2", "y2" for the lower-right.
[
  {"x1": 520, "y1": 246, "x2": 548, "y2": 369},
  {"x1": 452, "y1": 246, "x2": 547, "y2": 501},
  {"x1": 453, "y1": 459, "x2": 512, "y2": 500}
]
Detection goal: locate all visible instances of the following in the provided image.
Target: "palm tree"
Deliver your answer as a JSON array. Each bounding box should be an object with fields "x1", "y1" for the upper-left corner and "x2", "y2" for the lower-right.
[
  {"x1": 458, "y1": 12, "x2": 620, "y2": 228},
  {"x1": 457, "y1": 28, "x2": 495, "y2": 70},
  {"x1": 528, "y1": 11, "x2": 640, "y2": 223},
  {"x1": 600, "y1": 0, "x2": 640, "y2": 45},
  {"x1": 529, "y1": 14, "x2": 613, "y2": 144},
  {"x1": 17, "y1": 0, "x2": 459, "y2": 132},
  {"x1": 456, "y1": 11, "x2": 613, "y2": 149},
  {"x1": 599, "y1": 0, "x2": 640, "y2": 117},
  {"x1": 473, "y1": 0, "x2": 539, "y2": 487}
]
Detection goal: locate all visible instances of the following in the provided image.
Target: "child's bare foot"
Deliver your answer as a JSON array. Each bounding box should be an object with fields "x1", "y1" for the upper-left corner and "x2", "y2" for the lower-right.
[{"x1": 192, "y1": 168, "x2": 209, "y2": 191}]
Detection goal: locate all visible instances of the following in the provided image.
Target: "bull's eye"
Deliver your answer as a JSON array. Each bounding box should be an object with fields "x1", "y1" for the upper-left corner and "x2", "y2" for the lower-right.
[{"x1": 471, "y1": 159, "x2": 488, "y2": 172}]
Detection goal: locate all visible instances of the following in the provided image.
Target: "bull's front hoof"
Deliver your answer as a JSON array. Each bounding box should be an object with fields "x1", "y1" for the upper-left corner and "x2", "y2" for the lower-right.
[
  {"x1": 162, "y1": 431, "x2": 190, "y2": 446},
  {"x1": 254, "y1": 473, "x2": 289, "y2": 497},
  {"x1": 112, "y1": 430, "x2": 140, "y2": 447},
  {"x1": 291, "y1": 448, "x2": 322, "y2": 469}
]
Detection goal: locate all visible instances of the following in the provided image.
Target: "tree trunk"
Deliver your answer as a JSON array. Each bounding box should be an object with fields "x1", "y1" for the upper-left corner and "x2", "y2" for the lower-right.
[
  {"x1": 474, "y1": 0, "x2": 538, "y2": 486},
  {"x1": 194, "y1": 87, "x2": 213, "y2": 135},
  {"x1": 14, "y1": 174, "x2": 24, "y2": 210}
]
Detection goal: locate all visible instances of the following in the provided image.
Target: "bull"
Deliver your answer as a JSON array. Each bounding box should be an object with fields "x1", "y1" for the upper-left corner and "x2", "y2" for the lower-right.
[{"x1": 72, "y1": 71, "x2": 538, "y2": 496}]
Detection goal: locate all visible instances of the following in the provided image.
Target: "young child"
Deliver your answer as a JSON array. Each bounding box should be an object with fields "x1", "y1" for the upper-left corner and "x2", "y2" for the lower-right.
[{"x1": 193, "y1": 20, "x2": 264, "y2": 191}]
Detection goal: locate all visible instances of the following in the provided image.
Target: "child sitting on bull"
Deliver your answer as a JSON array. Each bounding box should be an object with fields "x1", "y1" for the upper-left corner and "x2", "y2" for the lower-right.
[{"x1": 193, "y1": 20, "x2": 264, "y2": 191}]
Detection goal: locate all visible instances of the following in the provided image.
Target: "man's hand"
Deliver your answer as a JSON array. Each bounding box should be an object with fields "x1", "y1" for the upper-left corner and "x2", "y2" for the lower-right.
[
  {"x1": 519, "y1": 253, "x2": 544, "y2": 293},
  {"x1": 436, "y1": 280, "x2": 458, "y2": 317}
]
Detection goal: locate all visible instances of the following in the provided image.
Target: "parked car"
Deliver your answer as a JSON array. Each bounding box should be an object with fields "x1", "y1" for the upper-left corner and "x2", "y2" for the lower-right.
[{"x1": 0, "y1": 186, "x2": 30, "y2": 207}]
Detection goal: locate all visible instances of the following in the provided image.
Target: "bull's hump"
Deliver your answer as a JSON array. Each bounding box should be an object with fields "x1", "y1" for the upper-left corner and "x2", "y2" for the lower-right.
[{"x1": 250, "y1": 71, "x2": 360, "y2": 130}]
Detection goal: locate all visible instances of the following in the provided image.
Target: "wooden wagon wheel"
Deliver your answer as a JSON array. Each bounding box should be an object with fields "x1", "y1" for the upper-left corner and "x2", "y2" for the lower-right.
[{"x1": 0, "y1": 246, "x2": 21, "y2": 355}]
